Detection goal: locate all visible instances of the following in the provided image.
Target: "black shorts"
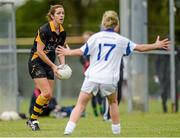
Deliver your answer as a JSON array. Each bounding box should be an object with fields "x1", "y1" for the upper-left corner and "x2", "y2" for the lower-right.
[{"x1": 28, "y1": 59, "x2": 54, "y2": 80}]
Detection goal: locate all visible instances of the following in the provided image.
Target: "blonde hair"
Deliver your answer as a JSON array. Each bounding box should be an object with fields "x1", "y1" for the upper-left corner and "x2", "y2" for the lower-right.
[
  {"x1": 47, "y1": 4, "x2": 64, "y2": 21},
  {"x1": 101, "y1": 10, "x2": 119, "y2": 30}
]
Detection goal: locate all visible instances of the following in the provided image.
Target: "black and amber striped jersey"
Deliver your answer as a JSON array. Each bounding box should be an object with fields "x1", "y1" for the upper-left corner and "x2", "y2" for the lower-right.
[{"x1": 29, "y1": 21, "x2": 66, "y2": 64}]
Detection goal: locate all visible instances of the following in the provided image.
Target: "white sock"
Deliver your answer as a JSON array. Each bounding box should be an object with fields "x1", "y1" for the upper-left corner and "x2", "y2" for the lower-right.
[
  {"x1": 112, "y1": 124, "x2": 121, "y2": 134},
  {"x1": 64, "y1": 121, "x2": 76, "y2": 134}
]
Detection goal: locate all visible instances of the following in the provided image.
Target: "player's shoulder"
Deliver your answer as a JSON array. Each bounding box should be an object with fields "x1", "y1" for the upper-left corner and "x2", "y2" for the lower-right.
[
  {"x1": 96, "y1": 31, "x2": 121, "y2": 37},
  {"x1": 89, "y1": 31, "x2": 127, "y2": 41},
  {"x1": 39, "y1": 22, "x2": 50, "y2": 33},
  {"x1": 114, "y1": 34, "x2": 130, "y2": 42},
  {"x1": 86, "y1": 32, "x2": 99, "y2": 41},
  {"x1": 89, "y1": 31, "x2": 106, "y2": 39},
  {"x1": 91, "y1": 32, "x2": 100, "y2": 37}
]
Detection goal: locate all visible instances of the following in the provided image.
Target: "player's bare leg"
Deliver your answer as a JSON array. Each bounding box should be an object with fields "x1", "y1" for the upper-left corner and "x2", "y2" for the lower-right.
[
  {"x1": 64, "y1": 92, "x2": 92, "y2": 135},
  {"x1": 107, "y1": 92, "x2": 121, "y2": 134},
  {"x1": 26, "y1": 78, "x2": 54, "y2": 131}
]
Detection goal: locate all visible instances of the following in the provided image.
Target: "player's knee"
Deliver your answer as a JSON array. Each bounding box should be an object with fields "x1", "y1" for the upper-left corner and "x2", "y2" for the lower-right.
[{"x1": 42, "y1": 91, "x2": 53, "y2": 99}]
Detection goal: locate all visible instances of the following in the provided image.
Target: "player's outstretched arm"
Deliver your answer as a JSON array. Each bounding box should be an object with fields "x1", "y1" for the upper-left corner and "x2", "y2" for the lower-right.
[
  {"x1": 134, "y1": 36, "x2": 170, "y2": 52},
  {"x1": 56, "y1": 46, "x2": 83, "y2": 56}
]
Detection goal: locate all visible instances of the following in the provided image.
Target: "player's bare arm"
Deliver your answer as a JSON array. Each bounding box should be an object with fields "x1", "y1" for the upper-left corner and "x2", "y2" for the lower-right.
[
  {"x1": 134, "y1": 36, "x2": 170, "y2": 52},
  {"x1": 56, "y1": 46, "x2": 83, "y2": 56},
  {"x1": 57, "y1": 45, "x2": 65, "y2": 65}
]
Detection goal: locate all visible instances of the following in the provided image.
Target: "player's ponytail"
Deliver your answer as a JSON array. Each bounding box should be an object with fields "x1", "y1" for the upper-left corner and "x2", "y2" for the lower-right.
[{"x1": 101, "y1": 10, "x2": 119, "y2": 30}]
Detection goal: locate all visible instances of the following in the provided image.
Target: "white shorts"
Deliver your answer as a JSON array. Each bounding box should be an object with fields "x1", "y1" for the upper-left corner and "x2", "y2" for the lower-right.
[{"x1": 81, "y1": 79, "x2": 117, "y2": 96}]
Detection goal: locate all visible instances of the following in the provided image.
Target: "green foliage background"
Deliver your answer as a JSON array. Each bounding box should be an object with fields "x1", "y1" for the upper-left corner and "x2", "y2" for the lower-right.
[
  {"x1": 16, "y1": 0, "x2": 119, "y2": 37},
  {"x1": 16, "y1": 0, "x2": 180, "y2": 44}
]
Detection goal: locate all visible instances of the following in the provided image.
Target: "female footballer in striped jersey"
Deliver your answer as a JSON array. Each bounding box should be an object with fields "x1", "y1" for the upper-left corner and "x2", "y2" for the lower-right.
[
  {"x1": 56, "y1": 10, "x2": 170, "y2": 135},
  {"x1": 26, "y1": 4, "x2": 66, "y2": 131}
]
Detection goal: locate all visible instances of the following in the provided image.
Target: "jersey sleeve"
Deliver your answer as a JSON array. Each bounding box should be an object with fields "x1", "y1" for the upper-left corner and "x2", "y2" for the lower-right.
[
  {"x1": 35, "y1": 29, "x2": 47, "y2": 46},
  {"x1": 80, "y1": 43, "x2": 89, "y2": 56},
  {"x1": 80, "y1": 35, "x2": 95, "y2": 56},
  {"x1": 121, "y1": 37, "x2": 136, "y2": 56}
]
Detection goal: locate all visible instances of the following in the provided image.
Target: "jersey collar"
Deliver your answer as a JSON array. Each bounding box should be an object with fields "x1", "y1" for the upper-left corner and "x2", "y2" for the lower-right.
[
  {"x1": 102, "y1": 28, "x2": 115, "y2": 32},
  {"x1": 49, "y1": 21, "x2": 64, "y2": 33}
]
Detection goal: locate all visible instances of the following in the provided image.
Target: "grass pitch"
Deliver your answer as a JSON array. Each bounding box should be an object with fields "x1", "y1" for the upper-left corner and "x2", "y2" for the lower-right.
[{"x1": 0, "y1": 99, "x2": 180, "y2": 137}]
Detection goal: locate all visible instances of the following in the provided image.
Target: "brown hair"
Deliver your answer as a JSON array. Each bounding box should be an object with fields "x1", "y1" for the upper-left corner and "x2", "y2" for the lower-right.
[{"x1": 47, "y1": 4, "x2": 64, "y2": 21}]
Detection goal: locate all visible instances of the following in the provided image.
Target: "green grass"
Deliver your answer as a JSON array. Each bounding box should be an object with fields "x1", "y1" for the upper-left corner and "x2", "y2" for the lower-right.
[{"x1": 0, "y1": 98, "x2": 180, "y2": 137}]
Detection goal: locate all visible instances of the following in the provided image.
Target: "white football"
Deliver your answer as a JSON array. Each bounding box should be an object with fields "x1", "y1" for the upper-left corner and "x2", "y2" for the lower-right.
[
  {"x1": 57, "y1": 64, "x2": 72, "y2": 80},
  {"x1": 9, "y1": 111, "x2": 20, "y2": 120},
  {"x1": 0, "y1": 111, "x2": 11, "y2": 121}
]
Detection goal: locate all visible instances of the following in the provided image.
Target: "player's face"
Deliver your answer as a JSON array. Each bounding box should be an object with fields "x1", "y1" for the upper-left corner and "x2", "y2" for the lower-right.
[{"x1": 53, "y1": 7, "x2": 65, "y2": 24}]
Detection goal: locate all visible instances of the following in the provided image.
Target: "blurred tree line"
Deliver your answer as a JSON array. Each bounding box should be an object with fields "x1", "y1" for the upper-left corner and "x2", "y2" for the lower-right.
[
  {"x1": 148, "y1": 0, "x2": 180, "y2": 95},
  {"x1": 16, "y1": 0, "x2": 119, "y2": 37},
  {"x1": 16, "y1": 0, "x2": 180, "y2": 45},
  {"x1": 148, "y1": 0, "x2": 180, "y2": 45}
]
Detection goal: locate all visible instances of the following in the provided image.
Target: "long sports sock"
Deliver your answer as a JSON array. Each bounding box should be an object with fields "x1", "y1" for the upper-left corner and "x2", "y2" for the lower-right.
[{"x1": 30, "y1": 95, "x2": 48, "y2": 120}]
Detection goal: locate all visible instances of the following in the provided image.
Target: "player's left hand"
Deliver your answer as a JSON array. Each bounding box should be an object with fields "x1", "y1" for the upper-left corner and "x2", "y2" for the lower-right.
[
  {"x1": 56, "y1": 46, "x2": 71, "y2": 56},
  {"x1": 155, "y1": 36, "x2": 171, "y2": 50},
  {"x1": 51, "y1": 64, "x2": 59, "y2": 77}
]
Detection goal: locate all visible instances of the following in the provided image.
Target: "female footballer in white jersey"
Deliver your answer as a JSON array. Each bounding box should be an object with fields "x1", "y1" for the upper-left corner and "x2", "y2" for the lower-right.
[{"x1": 56, "y1": 10, "x2": 170, "y2": 135}]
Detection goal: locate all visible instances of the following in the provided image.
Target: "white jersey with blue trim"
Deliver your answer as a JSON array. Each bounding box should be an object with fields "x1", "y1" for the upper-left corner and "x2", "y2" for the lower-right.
[{"x1": 80, "y1": 29, "x2": 136, "y2": 85}]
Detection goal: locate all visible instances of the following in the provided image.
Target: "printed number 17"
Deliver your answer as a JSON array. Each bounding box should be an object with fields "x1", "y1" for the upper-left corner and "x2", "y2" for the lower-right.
[{"x1": 97, "y1": 43, "x2": 116, "y2": 61}]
